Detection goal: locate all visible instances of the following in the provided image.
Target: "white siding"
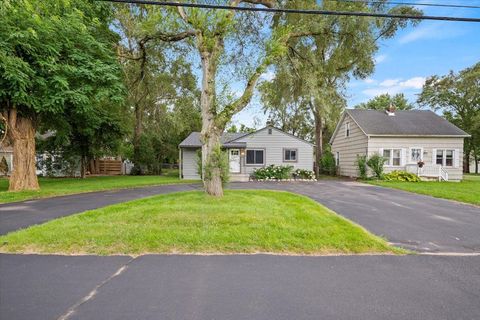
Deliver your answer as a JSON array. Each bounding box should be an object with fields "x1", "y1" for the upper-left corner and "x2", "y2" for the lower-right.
[
  {"x1": 331, "y1": 113, "x2": 368, "y2": 177},
  {"x1": 235, "y1": 128, "x2": 314, "y2": 174},
  {"x1": 368, "y1": 136, "x2": 465, "y2": 181},
  {"x1": 181, "y1": 148, "x2": 201, "y2": 180}
]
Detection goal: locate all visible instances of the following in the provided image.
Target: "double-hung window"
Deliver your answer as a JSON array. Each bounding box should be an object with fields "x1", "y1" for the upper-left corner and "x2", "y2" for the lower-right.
[
  {"x1": 283, "y1": 149, "x2": 297, "y2": 162},
  {"x1": 436, "y1": 149, "x2": 454, "y2": 167},
  {"x1": 246, "y1": 149, "x2": 264, "y2": 165},
  {"x1": 345, "y1": 122, "x2": 350, "y2": 137},
  {"x1": 383, "y1": 149, "x2": 402, "y2": 166}
]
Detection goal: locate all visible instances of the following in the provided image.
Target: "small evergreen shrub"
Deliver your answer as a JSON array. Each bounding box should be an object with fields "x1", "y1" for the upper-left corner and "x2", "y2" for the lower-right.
[
  {"x1": 367, "y1": 153, "x2": 386, "y2": 179},
  {"x1": 320, "y1": 151, "x2": 336, "y2": 176},
  {"x1": 356, "y1": 155, "x2": 368, "y2": 180},
  {"x1": 252, "y1": 165, "x2": 293, "y2": 180},
  {"x1": 384, "y1": 170, "x2": 421, "y2": 182}
]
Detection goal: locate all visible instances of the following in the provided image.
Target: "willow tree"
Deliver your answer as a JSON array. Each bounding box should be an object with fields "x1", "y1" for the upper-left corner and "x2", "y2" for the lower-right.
[
  {"x1": 0, "y1": 0, "x2": 124, "y2": 191},
  {"x1": 260, "y1": 0, "x2": 421, "y2": 177}
]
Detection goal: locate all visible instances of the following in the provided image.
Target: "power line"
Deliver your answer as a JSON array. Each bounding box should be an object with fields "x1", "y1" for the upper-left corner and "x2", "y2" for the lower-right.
[
  {"x1": 96, "y1": 0, "x2": 480, "y2": 23},
  {"x1": 328, "y1": 0, "x2": 480, "y2": 9}
]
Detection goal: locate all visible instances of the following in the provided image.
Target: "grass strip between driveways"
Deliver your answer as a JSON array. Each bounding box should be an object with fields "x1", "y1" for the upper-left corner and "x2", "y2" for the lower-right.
[
  {"x1": 368, "y1": 174, "x2": 480, "y2": 206},
  {"x1": 0, "y1": 190, "x2": 403, "y2": 255},
  {"x1": 0, "y1": 171, "x2": 197, "y2": 204}
]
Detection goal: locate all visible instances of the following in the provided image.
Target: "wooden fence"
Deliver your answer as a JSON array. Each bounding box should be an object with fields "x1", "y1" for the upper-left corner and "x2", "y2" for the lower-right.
[{"x1": 90, "y1": 159, "x2": 122, "y2": 175}]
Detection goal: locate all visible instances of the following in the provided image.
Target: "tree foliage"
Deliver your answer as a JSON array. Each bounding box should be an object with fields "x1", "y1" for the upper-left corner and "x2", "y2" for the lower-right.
[
  {"x1": 418, "y1": 62, "x2": 480, "y2": 173},
  {"x1": 355, "y1": 93, "x2": 414, "y2": 110},
  {"x1": 0, "y1": 0, "x2": 125, "y2": 189}
]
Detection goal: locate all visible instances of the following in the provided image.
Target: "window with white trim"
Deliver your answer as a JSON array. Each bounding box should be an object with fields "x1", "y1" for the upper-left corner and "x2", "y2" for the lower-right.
[
  {"x1": 336, "y1": 152, "x2": 340, "y2": 166},
  {"x1": 436, "y1": 149, "x2": 454, "y2": 167},
  {"x1": 246, "y1": 149, "x2": 264, "y2": 165},
  {"x1": 283, "y1": 149, "x2": 297, "y2": 162},
  {"x1": 345, "y1": 122, "x2": 350, "y2": 137},
  {"x1": 383, "y1": 149, "x2": 402, "y2": 166},
  {"x1": 410, "y1": 148, "x2": 422, "y2": 162}
]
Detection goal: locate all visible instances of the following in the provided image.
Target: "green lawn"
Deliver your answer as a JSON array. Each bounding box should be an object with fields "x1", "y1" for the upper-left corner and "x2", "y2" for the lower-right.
[
  {"x1": 369, "y1": 174, "x2": 480, "y2": 206},
  {"x1": 0, "y1": 190, "x2": 401, "y2": 255},
  {"x1": 0, "y1": 170, "x2": 197, "y2": 204}
]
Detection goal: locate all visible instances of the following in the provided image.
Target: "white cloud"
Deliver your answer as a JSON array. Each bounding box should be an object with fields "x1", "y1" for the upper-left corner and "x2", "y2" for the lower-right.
[
  {"x1": 362, "y1": 76, "x2": 426, "y2": 97},
  {"x1": 375, "y1": 54, "x2": 387, "y2": 64},
  {"x1": 398, "y1": 22, "x2": 465, "y2": 45},
  {"x1": 364, "y1": 78, "x2": 376, "y2": 84}
]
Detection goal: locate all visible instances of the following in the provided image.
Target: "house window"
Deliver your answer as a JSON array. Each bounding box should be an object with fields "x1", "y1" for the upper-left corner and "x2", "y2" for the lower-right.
[
  {"x1": 345, "y1": 122, "x2": 350, "y2": 137},
  {"x1": 283, "y1": 149, "x2": 297, "y2": 162},
  {"x1": 246, "y1": 149, "x2": 264, "y2": 165},
  {"x1": 436, "y1": 149, "x2": 454, "y2": 167},
  {"x1": 336, "y1": 152, "x2": 340, "y2": 166},
  {"x1": 410, "y1": 148, "x2": 422, "y2": 162},
  {"x1": 268, "y1": 128, "x2": 272, "y2": 135},
  {"x1": 383, "y1": 149, "x2": 402, "y2": 166}
]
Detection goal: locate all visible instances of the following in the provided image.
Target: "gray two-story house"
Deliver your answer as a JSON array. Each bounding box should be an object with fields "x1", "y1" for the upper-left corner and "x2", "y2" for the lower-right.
[
  {"x1": 330, "y1": 109, "x2": 470, "y2": 181},
  {"x1": 179, "y1": 126, "x2": 314, "y2": 181}
]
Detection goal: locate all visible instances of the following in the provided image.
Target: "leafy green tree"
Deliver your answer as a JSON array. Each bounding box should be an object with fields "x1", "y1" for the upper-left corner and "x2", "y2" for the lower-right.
[
  {"x1": 0, "y1": 0, "x2": 124, "y2": 190},
  {"x1": 355, "y1": 93, "x2": 414, "y2": 110},
  {"x1": 418, "y1": 63, "x2": 480, "y2": 173},
  {"x1": 114, "y1": 5, "x2": 200, "y2": 173},
  {"x1": 260, "y1": 0, "x2": 421, "y2": 178}
]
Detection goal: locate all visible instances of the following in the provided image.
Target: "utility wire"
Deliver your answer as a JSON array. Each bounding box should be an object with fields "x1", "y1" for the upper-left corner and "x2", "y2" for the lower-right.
[
  {"x1": 96, "y1": 0, "x2": 480, "y2": 22},
  {"x1": 328, "y1": 0, "x2": 480, "y2": 9}
]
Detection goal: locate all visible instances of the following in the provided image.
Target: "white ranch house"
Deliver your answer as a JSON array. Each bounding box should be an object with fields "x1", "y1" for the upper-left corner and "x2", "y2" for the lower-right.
[
  {"x1": 330, "y1": 109, "x2": 470, "y2": 181},
  {"x1": 179, "y1": 126, "x2": 314, "y2": 181}
]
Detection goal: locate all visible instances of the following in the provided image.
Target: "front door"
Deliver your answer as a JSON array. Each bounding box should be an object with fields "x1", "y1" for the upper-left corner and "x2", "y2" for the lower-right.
[{"x1": 229, "y1": 149, "x2": 241, "y2": 173}]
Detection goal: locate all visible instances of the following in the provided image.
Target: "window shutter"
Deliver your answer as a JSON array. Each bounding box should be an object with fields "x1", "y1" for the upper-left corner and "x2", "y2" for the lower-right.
[
  {"x1": 432, "y1": 149, "x2": 437, "y2": 165},
  {"x1": 454, "y1": 149, "x2": 460, "y2": 168},
  {"x1": 400, "y1": 148, "x2": 406, "y2": 166}
]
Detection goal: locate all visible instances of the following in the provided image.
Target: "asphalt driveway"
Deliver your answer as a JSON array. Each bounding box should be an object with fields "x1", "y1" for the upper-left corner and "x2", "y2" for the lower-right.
[
  {"x1": 0, "y1": 180, "x2": 479, "y2": 253},
  {"x1": 1, "y1": 254, "x2": 479, "y2": 320}
]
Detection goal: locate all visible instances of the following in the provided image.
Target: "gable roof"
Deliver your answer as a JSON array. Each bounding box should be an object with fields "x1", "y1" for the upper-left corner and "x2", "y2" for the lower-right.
[
  {"x1": 179, "y1": 132, "x2": 248, "y2": 148},
  {"x1": 330, "y1": 109, "x2": 469, "y2": 143},
  {"x1": 179, "y1": 126, "x2": 314, "y2": 148}
]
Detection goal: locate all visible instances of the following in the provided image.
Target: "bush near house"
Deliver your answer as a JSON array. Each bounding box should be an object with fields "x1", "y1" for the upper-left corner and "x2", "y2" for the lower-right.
[
  {"x1": 320, "y1": 151, "x2": 336, "y2": 176},
  {"x1": 294, "y1": 168, "x2": 315, "y2": 180},
  {"x1": 356, "y1": 155, "x2": 368, "y2": 180},
  {"x1": 366, "y1": 153, "x2": 386, "y2": 179},
  {"x1": 383, "y1": 170, "x2": 421, "y2": 182},
  {"x1": 252, "y1": 165, "x2": 293, "y2": 180}
]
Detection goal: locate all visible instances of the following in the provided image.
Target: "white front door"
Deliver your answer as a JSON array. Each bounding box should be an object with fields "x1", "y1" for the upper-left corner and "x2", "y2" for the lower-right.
[{"x1": 229, "y1": 149, "x2": 240, "y2": 173}]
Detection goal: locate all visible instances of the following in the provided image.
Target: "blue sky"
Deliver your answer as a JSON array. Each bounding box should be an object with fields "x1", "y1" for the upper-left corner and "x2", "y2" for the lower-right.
[{"x1": 232, "y1": 1, "x2": 480, "y2": 128}]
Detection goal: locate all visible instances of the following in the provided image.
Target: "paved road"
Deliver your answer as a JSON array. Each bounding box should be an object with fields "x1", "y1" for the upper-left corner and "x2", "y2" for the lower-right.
[
  {"x1": 1, "y1": 181, "x2": 479, "y2": 252},
  {"x1": 0, "y1": 184, "x2": 200, "y2": 235},
  {"x1": 1, "y1": 253, "x2": 479, "y2": 320}
]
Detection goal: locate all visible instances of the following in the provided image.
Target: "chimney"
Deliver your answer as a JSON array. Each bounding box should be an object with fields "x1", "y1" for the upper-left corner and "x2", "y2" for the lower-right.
[{"x1": 386, "y1": 104, "x2": 396, "y2": 116}]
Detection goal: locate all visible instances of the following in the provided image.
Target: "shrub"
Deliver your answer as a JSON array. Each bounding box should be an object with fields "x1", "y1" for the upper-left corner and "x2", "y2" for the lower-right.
[
  {"x1": 320, "y1": 151, "x2": 336, "y2": 176},
  {"x1": 293, "y1": 169, "x2": 315, "y2": 180},
  {"x1": 384, "y1": 170, "x2": 421, "y2": 182},
  {"x1": 252, "y1": 165, "x2": 293, "y2": 180},
  {"x1": 367, "y1": 153, "x2": 386, "y2": 179},
  {"x1": 356, "y1": 155, "x2": 368, "y2": 179}
]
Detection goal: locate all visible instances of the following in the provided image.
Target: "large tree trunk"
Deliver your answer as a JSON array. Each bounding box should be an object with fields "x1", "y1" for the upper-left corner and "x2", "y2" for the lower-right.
[
  {"x1": 6, "y1": 109, "x2": 39, "y2": 191},
  {"x1": 313, "y1": 110, "x2": 323, "y2": 179},
  {"x1": 199, "y1": 47, "x2": 224, "y2": 197}
]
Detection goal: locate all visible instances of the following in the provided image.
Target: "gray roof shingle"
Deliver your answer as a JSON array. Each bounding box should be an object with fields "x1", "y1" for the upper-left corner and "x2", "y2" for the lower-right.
[
  {"x1": 179, "y1": 132, "x2": 248, "y2": 148},
  {"x1": 346, "y1": 109, "x2": 469, "y2": 136}
]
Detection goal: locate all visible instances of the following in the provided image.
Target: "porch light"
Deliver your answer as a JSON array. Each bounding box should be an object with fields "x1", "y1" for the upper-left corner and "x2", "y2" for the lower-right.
[{"x1": 240, "y1": 149, "x2": 245, "y2": 156}]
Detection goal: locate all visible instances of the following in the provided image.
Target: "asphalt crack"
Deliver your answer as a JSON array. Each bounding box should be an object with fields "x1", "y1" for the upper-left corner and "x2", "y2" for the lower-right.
[{"x1": 56, "y1": 256, "x2": 137, "y2": 320}]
